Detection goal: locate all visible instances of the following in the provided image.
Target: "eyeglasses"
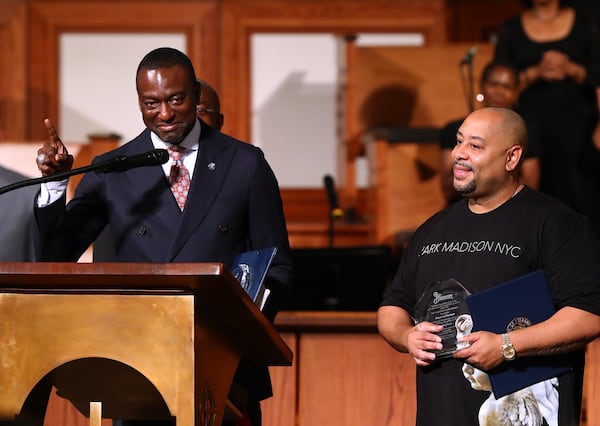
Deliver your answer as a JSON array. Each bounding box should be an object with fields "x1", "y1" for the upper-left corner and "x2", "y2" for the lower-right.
[{"x1": 197, "y1": 107, "x2": 218, "y2": 115}]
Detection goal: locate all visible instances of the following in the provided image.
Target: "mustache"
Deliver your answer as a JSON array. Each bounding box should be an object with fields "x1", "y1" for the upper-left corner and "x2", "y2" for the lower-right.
[{"x1": 454, "y1": 160, "x2": 473, "y2": 171}]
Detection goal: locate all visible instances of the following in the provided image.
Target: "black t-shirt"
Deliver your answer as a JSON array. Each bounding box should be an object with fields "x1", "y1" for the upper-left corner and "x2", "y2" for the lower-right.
[{"x1": 381, "y1": 187, "x2": 600, "y2": 425}]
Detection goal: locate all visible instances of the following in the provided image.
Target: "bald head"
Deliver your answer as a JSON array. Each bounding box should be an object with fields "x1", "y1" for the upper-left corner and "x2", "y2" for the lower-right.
[
  {"x1": 453, "y1": 107, "x2": 528, "y2": 208},
  {"x1": 197, "y1": 79, "x2": 224, "y2": 131},
  {"x1": 468, "y1": 107, "x2": 528, "y2": 154}
]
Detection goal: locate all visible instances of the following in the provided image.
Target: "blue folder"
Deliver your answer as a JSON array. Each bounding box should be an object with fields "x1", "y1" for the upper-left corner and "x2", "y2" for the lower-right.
[
  {"x1": 230, "y1": 247, "x2": 277, "y2": 309},
  {"x1": 466, "y1": 269, "x2": 571, "y2": 398}
]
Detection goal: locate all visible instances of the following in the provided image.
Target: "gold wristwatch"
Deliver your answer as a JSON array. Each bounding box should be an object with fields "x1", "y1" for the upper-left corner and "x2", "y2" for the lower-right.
[{"x1": 501, "y1": 332, "x2": 516, "y2": 361}]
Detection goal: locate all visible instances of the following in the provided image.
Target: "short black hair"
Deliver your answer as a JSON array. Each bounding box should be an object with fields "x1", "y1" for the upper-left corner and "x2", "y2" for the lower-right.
[
  {"x1": 480, "y1": 61, "x2": 519, "y2": 87},
  {"x1": 136, "y1": 47, "x2": 197, "y2": 89}
]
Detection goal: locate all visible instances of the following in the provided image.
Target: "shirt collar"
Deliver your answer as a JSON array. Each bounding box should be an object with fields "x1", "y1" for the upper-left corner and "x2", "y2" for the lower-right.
[{"x1": 150, "y1": 118, "x2": 201, "y2": 151}]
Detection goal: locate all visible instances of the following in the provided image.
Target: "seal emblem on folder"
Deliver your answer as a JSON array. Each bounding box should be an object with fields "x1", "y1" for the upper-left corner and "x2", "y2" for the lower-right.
[{"x1": 507, "y1": 316, "x2": 533, "y2": 332}]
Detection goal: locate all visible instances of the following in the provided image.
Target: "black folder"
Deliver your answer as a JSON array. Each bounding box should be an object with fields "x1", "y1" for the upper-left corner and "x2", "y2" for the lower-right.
[{"x1": 466, "y1": 269, "x2": 570, "y2": 397}]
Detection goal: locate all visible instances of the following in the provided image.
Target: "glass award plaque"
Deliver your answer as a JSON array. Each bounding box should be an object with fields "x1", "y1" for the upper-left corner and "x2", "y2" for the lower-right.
[{"x1": 414, "y1": 279, "x2": 471, "y2": 359}]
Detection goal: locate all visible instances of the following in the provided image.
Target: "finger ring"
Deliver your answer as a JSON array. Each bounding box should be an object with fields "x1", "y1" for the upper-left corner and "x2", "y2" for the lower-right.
[{"x1": 37, "y1": 153, "x2": 46, "y2": 164}]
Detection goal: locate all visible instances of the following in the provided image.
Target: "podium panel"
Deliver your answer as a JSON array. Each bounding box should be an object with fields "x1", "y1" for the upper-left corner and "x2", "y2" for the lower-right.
[{"x1": 0, "y1": 262, "x2": 292, "y2": 426}]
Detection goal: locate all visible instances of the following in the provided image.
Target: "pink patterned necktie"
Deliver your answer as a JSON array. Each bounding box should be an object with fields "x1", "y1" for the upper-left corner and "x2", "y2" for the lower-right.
[{"x1": 168, "y1": 146, "x2": 190, "y2": 211}]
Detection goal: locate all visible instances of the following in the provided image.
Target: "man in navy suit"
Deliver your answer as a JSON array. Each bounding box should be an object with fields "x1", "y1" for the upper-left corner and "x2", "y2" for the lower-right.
[{"x1": 34, "y1": 47, "x2": 292, "y2": 426}]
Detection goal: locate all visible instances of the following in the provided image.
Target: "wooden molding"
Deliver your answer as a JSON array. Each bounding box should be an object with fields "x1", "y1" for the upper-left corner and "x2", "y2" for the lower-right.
[{"x1": 27, "y1": 0, "x2": 219, "y2": 140}]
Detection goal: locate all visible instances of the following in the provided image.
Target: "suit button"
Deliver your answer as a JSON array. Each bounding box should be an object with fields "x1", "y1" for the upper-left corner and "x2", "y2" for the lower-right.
[
  {"x1": 138, "y1": 226, "x2": 147, "y2": 236},
  {"x1": 218, "y1": 224, "x2": 228, "y2": 233}
]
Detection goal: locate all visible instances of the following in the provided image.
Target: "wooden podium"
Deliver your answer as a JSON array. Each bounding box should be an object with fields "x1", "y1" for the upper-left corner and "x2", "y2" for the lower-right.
[{"x1": 0, "y1": 262, "x2": 292, "y2": 426}]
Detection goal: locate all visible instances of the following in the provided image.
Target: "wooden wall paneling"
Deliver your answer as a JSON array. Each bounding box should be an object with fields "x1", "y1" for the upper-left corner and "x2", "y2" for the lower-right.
[
  {"x1": 280, "y1": 187, "x2": 373, "y2": 248},
  {"x1": 0, "y1": 0, "x2": 27, "y2": 140},
  {"x1": 219, "y1": 0, "x2": 449, "y2": 247},
  {"x1": 349, "y1": 44, "x2": 493, "y2": 242},
  {"x1": 219, "y1": 0, "x2": 448, "y2": 144},
  {"x1": 297, "y1": 333, "x2": 416, "y2": 426},
  {"x1": 354, "y1": 43, "x2": 494, "y2": 129},
  {"x1": 27, "y1": 0, "x2": 219, "y2": 141},
  {"x1": 262, "y1": 332, "x2": 297, "y2": 426},
  {"x1": 286, "y1": 221, "x2": 372, "y2": 249},
  {"x1": 366, "y1": 138, "x2": 445, "y2": 244},
  {"x1": 445, "y1": 0, "x2": 523, "y2": 42}
]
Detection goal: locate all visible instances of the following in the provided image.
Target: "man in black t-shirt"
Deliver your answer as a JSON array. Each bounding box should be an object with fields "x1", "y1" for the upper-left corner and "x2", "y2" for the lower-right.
[{"x1": 378, "y1": 107, "x2": 600, "y2": 425}]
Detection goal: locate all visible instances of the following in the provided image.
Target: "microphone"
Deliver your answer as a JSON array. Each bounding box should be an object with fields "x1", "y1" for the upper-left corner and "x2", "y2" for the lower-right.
[
  {"x1": 92, "y1": 148, "x2": 169, "y2": 173},
  {"x1": 323, "y1": 174, "x2": 344, "y2": 219},
  {"x1": 459, "y1": 45, "x2": 478, "y2": 65},
  {"x1": 0, "y1": 149, "x2": 169, "y2": 196}
]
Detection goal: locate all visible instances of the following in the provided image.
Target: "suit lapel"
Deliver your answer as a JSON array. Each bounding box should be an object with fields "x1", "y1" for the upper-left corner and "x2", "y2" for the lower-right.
[
  {"x1": 166, "y1": 125, "x2": 236, "y2": 260},
  {"x1": 118, "y1": 133, "x2": 168, "y2": 194}
]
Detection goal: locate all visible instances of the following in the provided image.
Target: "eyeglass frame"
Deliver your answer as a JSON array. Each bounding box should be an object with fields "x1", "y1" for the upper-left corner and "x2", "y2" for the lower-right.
[{"x1": 197, "y1": 107, "x2": 219, "y2": 115}]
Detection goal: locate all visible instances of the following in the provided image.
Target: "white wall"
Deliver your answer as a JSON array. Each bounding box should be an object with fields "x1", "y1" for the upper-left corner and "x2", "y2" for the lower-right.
[
  {"x1": 251, "y1": 34, "x2": 338, "y2": 188},
  {"x1": 59, "y1": 33, "x2": 186, "y2": 144}
]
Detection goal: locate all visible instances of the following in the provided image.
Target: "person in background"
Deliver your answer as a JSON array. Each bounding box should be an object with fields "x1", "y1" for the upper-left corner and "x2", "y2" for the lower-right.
[
  {"x1": 493, "y1": 0, "x2": 600, "y2": 214},
  {"x1": 439, "y1": 61, "x2": 541, "y2": 205},
  {"x1": 34, "y1": 47, "x2": 292, "y2": 426},
  {"x1": 378, "y1": 107, "x2": 600, "y2": 426},
  {"x1": 196, "y1": 78, "x2": 224, "y2": 131},
  {"x1": 578, "y1": 86, "x2": 600, "y2": 239}
]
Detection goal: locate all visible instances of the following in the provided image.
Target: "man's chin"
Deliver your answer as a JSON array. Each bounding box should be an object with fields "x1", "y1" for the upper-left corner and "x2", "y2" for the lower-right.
[
  {"x1": 454, "y1": 184, "x2": 475, "y2": 196},
  {"x1": 158, "y1": 132, "x2": 184, "y2": 144}
]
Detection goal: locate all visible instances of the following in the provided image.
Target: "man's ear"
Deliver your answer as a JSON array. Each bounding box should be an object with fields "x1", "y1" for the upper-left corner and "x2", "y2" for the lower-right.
[{"x1": 506, "y1": 145, "x2": 523, "y2": 172}]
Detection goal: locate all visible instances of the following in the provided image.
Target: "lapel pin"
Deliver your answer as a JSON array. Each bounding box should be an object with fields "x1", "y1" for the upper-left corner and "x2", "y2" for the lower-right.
[{"x1": 208, "y1": 162, "x2": 216, "y2": 171}]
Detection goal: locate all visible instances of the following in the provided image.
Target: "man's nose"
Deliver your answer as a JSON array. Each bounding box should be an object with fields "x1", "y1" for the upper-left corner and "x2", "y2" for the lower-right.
[
  {"x1": 452, "y1": 143, "x2": 465, "y2": 160},
  {"x1": 158, "y1": 103, "x2": 174, "y2": 120}
]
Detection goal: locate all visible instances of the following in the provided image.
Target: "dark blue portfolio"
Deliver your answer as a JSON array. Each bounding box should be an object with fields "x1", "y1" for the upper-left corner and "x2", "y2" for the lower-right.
[
  {"x1": 466, "y1": 269, "x2": 571, "y2": 398},
  {"x1": 230, "y1": 247, "x2": 277, "y2": 309}
]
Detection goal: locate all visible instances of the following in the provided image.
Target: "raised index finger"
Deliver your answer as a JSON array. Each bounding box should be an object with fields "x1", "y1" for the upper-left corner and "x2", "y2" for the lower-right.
[
  {"x1": 44, "y1": 118, "x2": 58, "y2": 137},
  {"x1": 43, "y1": 118, "x2": 66, "y2": 153}
]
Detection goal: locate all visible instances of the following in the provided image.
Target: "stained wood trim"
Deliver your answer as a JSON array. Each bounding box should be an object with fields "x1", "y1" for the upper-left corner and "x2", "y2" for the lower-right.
[
  {"x1": 275, "y1": 311, "x2": 377, "y2": 332},
  {"x1": 27, "y1": 0, "x2": 219, "y2": 140},
  {"x1": 0, "y1": 0, "x2": 26, "y2": 140}
]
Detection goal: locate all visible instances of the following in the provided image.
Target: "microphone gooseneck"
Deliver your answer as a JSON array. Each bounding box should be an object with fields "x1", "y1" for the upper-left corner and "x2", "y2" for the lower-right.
[{"x1": 0, "y1": 148, "x2": 169, "y2": 196}]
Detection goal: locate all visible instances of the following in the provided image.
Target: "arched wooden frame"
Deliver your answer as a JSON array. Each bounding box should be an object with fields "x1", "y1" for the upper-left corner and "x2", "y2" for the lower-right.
[
  {"x1": 27, "y1": 0, "x2": 219, "y2": 140},
  {"x1": 218, "y1": 0, "x2": 448, "y2": 143}
]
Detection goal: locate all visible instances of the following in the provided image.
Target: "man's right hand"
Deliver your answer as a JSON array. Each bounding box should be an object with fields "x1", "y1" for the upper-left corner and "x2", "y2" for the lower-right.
[
  {"x1": 36, "y1": 118, "x2": 74, "y2": 177},
  {"x1": 407, "y1": 322, "x2": 443, "y2": 367}
]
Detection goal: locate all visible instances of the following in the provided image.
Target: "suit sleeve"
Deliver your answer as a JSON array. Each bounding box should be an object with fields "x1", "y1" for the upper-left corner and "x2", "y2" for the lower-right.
[{"x1": 247, "y1": 148, "x2": 293, "y2": 321}]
